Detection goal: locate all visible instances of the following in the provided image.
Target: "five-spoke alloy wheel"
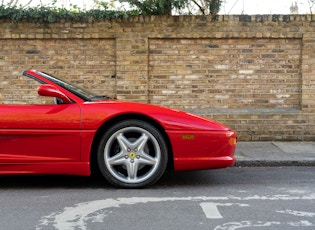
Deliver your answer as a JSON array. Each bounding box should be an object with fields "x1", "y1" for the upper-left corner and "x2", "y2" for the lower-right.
[{"x1": 97, "y1": 120, "x2": 168, "y2": 188}]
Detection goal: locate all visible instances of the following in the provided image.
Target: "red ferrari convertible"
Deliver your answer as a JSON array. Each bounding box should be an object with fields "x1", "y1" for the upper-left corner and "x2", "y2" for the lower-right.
[{"x1": 0, "y1": 70, "x2": 237, "y2": 188}]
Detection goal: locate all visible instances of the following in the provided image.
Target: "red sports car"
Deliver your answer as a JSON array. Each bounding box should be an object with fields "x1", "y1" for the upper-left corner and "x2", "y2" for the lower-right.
[{"x1": 0, "y1": 70, "x2": 237, "y2": 188}]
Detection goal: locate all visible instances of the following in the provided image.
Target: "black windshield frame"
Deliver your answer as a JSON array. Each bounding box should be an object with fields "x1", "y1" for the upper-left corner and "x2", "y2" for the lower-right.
[{"x1": 34, "y1": 71, "x2": 99, "y2": 101}]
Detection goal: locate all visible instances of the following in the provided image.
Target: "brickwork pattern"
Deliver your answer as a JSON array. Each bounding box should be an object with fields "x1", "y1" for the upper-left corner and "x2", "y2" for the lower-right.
[
  {"x1": 149, "y1": 38, "x2": 301, "y2": 111},
  {"x1": 0, "y1": 39, "x2": 116, "y2": 102},
  {"x1": 0, "y1": 15, "x2": 314, "y2": 141}
]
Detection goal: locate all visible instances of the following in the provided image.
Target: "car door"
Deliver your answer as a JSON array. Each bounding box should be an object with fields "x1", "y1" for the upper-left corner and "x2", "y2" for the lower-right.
[{"x1": 0, "y1": 103, "x2": 81, "y2": 163}]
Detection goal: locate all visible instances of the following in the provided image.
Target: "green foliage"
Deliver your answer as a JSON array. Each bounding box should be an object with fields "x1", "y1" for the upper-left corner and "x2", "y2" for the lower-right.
[
  {"x1": 209, "y1": 0, "x2": 222, "y2": 15},
  {"x1": 0, "y1": 0, "x2": 223, "y2": 25},
  {"x1": 119, "y1": 0, "x2": 222, "y2": 15},
  {"x1": 0, "y1": 5, "x2": 139, "y2": 25},
  {"x1": 119, "y1": 0, "x2": 186, "y2": 15}
]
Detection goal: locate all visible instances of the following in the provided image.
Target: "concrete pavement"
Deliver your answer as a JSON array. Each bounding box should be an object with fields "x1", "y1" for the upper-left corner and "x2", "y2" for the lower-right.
[{"x1": 234, "y1": 142, "x2": 315, "y2": 167}]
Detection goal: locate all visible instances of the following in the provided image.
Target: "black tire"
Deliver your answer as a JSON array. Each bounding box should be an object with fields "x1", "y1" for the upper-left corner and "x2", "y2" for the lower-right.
[{"x1": 97, "y1": 120, "x2": 168, "y2": 188}]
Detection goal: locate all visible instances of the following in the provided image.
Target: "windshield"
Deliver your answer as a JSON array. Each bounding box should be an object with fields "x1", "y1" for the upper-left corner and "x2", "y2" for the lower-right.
[{"x1": 35, "y1": 71, "x2": 110, "y2": 101}]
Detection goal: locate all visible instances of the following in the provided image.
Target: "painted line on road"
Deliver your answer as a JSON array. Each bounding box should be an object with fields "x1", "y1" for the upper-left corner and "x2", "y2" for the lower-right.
[
  {"x1": 200, "y1": 202, "x2": 223, "y2": 219},
  {"x1": 214, "y1": 220, "x2": 315, "y2": 230},
  {"x1": 276, "y1": 210, "x2": 315, "y2": 217},
  {"x1": 36, "y1": 194, "x2": 315, "y2": 230},
  {"x1": 200, "y1": 202, "x2": 249, "y2": 219}
]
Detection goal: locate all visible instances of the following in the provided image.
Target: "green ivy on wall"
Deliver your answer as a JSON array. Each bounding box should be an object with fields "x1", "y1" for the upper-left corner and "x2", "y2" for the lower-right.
[{"x1": 0, "y1": 6, "x2": 139, "y2": 25}]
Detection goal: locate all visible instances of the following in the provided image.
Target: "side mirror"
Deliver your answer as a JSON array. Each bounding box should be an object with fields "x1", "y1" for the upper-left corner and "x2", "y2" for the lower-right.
[{"x1": 37, "y1": 84, "x2": 72, "y2": 104}]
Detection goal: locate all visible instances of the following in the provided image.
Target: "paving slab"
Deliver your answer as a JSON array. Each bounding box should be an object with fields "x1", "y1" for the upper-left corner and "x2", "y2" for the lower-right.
[{"x1": 234, "y1": 142, "x2": 315, "y2": 167}]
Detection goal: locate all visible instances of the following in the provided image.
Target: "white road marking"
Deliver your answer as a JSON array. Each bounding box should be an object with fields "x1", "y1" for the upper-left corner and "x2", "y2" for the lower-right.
[
  {"x1": 200, "y1": 203, "x2": 249, "y2": 219},
  {"x1": 277, "y1": 209, "x2": 315, "y2": 217},
  {"x1": 200, "y1": 202, "x2": 223, "y2": 219},
  {"x1": 214, "y1": 221, "x2": 281, "y2": 230},
  {"x1": 214, "y1": 220, "x2": 314, "y2": 230},
  {"x1": 36, "y1": 194, "x2": 315, "y2": 230},
  {"x1": 37, "y1": 197, "x2": 227, "y2": 230}
]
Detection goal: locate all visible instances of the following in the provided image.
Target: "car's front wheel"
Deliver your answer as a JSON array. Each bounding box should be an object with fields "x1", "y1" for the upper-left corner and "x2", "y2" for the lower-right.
[{"x1": 97, "y1": 120, "x2": 168, "y2": 188}]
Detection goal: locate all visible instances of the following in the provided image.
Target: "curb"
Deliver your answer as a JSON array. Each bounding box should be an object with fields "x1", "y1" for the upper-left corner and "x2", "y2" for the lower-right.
[{"x1": 234, "y1": 159, "x2": 315, "y2": 167}]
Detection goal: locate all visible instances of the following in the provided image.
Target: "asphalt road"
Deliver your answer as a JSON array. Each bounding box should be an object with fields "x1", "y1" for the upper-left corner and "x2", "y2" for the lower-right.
[{"x1": 0, "y1": 167, "x2": 314, "y2": 230}]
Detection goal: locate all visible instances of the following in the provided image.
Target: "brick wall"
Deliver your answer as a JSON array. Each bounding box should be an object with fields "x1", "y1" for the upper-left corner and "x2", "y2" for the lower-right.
[{"x1": 0, "y1": 15, "x2": 314, "y2": 141}]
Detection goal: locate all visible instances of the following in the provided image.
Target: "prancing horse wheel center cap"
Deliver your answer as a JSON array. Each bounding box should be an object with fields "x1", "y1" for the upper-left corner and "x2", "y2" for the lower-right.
[{"x1": 129, "y1": 152, "x2": 136, "y2": 159}]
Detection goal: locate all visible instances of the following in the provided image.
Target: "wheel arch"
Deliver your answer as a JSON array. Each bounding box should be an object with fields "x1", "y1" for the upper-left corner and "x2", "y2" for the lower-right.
[{"x1": 90, "y1": 113, "x2": 174, "y2": 176}]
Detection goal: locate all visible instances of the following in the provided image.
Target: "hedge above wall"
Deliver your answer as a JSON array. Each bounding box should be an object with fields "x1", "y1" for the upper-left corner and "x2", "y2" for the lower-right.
[{"x1": 0, "y1": 6, "x2": 139, "y2": 24}]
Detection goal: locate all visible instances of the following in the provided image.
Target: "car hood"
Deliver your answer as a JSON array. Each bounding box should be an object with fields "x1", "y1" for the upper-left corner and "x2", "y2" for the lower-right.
[{"x1": 83, "y1": 100, "x2": 231, "y2": 131}]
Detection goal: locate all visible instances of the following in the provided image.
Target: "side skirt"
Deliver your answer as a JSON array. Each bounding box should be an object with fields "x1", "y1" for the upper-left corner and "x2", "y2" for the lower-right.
[{"x1": 0, "y1": 162, "x2": 91, "y2": 176}]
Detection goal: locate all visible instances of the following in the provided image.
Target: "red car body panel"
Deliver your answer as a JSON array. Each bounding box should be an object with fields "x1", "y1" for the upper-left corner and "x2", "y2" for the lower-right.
[
  {"x1": 167, "y1": 130, "x2": 236, "y2": 170},
  {"x1": 0, "y1": 69, "x2": 237, "y2": 176}
]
